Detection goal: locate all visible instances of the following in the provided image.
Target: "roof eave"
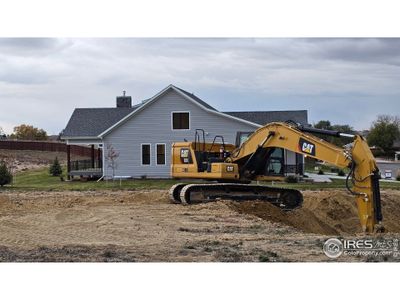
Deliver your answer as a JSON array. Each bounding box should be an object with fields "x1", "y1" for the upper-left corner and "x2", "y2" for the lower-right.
[{"x1": 61, "y1": 136, "x2": 102, "y2": 140}]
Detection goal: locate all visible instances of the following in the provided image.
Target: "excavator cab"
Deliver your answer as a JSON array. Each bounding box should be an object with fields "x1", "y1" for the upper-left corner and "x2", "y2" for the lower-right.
[{"x1": 171, "y1": 130, "x2": 239, "y2": 181}]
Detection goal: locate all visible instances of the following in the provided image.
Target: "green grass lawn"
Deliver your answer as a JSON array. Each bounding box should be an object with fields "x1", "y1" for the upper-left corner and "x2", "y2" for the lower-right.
[
  {"x1": 2, "y1": 167, "x2": 400, "y2": 191},
  {"x1": 6, "y1": 167, "x2": 181, "y2": 191}
]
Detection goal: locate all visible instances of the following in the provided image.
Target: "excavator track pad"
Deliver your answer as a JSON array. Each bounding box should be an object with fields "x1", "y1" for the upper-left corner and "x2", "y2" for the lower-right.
[{"x1": 169, "y1": 183, "x2": 303, "y2": 210}]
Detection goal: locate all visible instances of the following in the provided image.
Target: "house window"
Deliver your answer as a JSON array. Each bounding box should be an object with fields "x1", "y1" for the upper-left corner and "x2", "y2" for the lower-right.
[
  {"x1": 141, "y1": 144, "x2": 151, "y2": 165},
  {"x1": 172, "y1": 112, "x2": 190, "y2": 130},
  {"x1": 156, "y1": 144, "x2": 166, "y2": 165}
]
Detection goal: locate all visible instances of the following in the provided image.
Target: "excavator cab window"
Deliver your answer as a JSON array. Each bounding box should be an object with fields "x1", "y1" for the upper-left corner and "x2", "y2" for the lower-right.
[{"x1": 265, "y1": 148, "x2": 284, "y2": 176}]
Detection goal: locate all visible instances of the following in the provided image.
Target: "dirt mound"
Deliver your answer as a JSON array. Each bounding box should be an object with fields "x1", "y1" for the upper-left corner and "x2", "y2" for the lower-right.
[
  {"x1": 229, "y1": 189, "x2": 400, "y2": 235},
  {"x1": 0, "y1": 150, "x2": 70, "y2": 172}
]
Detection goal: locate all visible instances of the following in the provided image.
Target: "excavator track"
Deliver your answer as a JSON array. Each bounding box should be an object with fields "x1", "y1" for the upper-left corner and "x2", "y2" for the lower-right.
[
  {"x1": 169, "y1": 183, "x2": 188, "y2": 203},
  {"x1": 170, "y1": 183, "x2": 303, "y2": 210}
]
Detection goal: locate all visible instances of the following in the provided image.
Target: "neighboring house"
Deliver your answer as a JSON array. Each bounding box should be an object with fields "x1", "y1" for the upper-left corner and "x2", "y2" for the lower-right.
[{"x1": 61, "y1": 84, "x2": 308, "y2": 179}]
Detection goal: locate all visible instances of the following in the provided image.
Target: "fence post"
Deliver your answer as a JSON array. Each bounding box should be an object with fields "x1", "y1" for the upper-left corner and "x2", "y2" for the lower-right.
[{"x1": 97, "y1": 147, "x2": 102, "y2": 169}]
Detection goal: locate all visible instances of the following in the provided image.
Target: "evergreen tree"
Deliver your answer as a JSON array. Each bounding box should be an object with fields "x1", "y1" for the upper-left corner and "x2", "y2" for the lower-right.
[
  {"x1": 0, "y1": 161, "x2": 12, "y2": 187},
  {"x1": 49, "y1": 157, "x2": 63, "y2": 176}
]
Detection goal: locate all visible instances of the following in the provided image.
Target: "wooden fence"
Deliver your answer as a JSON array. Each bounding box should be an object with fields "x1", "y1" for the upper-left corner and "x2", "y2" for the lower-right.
[{"x1": 0, "y1": 140, "x2": 99, "y2": 157}]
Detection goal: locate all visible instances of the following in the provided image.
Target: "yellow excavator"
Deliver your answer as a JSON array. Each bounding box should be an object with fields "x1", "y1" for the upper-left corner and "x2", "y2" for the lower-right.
[{"x1": 169, "y1": 122, "x2": 384, "y2": 233}]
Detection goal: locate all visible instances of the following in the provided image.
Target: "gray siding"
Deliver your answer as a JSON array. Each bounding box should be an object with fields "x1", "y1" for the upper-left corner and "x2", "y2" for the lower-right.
[
  {"x1": 103, "y1": 89, "x2": 258, "y2": 178},
  {"x1": 285, "y1": 151, "x2": 296, "y2": 165}
]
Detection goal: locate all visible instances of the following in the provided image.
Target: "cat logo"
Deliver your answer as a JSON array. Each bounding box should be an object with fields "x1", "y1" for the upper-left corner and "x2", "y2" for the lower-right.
[{"x1": 299, "y1": 138, "x2": 316, "y2": 156}]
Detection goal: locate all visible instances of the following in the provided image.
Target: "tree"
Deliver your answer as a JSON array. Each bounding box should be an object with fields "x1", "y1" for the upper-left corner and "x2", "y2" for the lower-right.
[
  {"x1": 313, "y1": 120, "x2": 354, "y2": 147},
  {"x1": 10, "y1": 124, "x2": 48, "y2": 140},
  {"x1": 314, "y1": 120, "x2": 333, "y2": 130},
  {"x1": 105, "y1": 144, "x2": 119, "y2": 179},
  {"x1": 49, "y1": 157, "x2": 63, "y2": 176},
  {"x1": 367, "y1": 115, "x2": 400, "y2": 152},
  {"x1": 0, "y1": 161, "x2": 12, "y2": 187}
]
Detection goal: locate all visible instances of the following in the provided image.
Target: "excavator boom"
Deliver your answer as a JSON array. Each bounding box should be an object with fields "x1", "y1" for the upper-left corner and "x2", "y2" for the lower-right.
[{"x1": 170, "y1": 122, "x2": 383, "y2": 233}]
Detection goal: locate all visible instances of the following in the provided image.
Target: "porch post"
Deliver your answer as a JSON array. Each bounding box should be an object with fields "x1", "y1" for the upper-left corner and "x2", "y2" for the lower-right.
[
  {"x1": 67, "y1": 144, "x2": 71, "y2": 180},
  {"x1": 91, "y1": 145, "x2": 95, "y2": 168},
  {"x1": 97, "y1": 147, "x2": 102, "y2": 169}
]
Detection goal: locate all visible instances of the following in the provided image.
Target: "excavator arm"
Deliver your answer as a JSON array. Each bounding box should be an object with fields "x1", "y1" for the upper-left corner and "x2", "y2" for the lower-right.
[{"x1": 229, "y1": 122, "x2": 383, "y2": 233}]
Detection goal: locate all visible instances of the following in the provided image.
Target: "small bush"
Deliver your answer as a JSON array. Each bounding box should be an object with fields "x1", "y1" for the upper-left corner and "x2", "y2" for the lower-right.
[
  {"x1": 259, "y1": 255, "x2": 270, "y2": 262},
  {"x1": 396, "y1": 175, "x2": 400, "y2": 181},
  {"x1": 318, "y1": 169, "x2": 324, "y2": 175},
  {"x1": 49, "y1": 157, "x2": 62, "y2": 177},
  {"x1": 285, "y1": 175, "x2": 298, "y2": 183},
  {"x1": 337, "y1": 169, "x2": 346, "y2": 176},
  {"x1": 0, "y1": 161, "x2": 12, "y2": 187}
]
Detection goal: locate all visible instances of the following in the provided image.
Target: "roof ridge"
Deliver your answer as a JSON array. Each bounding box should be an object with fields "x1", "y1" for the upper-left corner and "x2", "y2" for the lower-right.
[
  {"x1": 223, "y1": 109, "x2": 308, "y2": 113},
  {"x1": 172, "y1": 85, "x2": 217, "y2": 111}
]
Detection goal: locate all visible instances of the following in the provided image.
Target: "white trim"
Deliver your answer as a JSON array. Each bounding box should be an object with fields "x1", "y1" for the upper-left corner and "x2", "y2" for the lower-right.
[
  {"x1": 140, "y1": 143, "x2": 151, "y2": 166},
  {"x1": 171, "y1": 111, "x2": 190, "y2": 131},
  {"x1": 62, "y1": 136, "x2": 100, "y2": 140},
  {"x1": 98, "y1": 84, "x2": 261, "y2": 137},
  {"x1": 66, "y1": 141, "x2": 103, "y2": 146},
  {"x1": 155, "y1": 143, "x2": 167, "y2": 166}
]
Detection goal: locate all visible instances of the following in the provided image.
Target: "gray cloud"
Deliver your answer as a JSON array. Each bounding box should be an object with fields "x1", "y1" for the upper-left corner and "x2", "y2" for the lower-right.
[
  {"x1": 0, "y1": 38, "x2": 73, "y2": 56},
  {"x1": 0, "y1": 38, "x2": 399, "y2": 134}
]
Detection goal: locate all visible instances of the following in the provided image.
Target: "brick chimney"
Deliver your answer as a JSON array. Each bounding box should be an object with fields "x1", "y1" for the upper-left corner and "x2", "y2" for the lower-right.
[{"x1": 116, "y1": 91, "x2": 132, "y2": 108}]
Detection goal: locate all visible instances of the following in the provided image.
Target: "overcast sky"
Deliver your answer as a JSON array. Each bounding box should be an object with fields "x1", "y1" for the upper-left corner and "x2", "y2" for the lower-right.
[{"x1": 0, "y1": 38, "x2": 399, "y2": 135}]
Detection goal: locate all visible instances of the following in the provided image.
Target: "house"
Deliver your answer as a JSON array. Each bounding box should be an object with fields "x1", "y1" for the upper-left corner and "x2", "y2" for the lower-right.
[{"x1": 61, "y1": 84, "x2": 308, "y2": 179}]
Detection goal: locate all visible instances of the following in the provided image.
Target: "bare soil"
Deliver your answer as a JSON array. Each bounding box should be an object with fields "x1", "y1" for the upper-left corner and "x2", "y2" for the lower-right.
[
  {"x1": 0, "y1": 150, "x2": 69, "y2": 172},
  {"x1": 0, "y1": 189, "x2": 399, "y2": 262},
  {"x1": 230, "y1": 189, "x2": 400, "y2": 235}
]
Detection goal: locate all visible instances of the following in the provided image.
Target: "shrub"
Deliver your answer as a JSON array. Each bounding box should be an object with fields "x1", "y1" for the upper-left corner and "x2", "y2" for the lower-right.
[
  {"x1": 285, "y1": 175, "x2": 298, "y2": 183},
  {"x1": 337, "y1": 169, "x2": 346, "y2": 177},
  {"x1": 0, "y1": 161, "x2": 12, "y2": 187},
  {"x1": 318, "y1": 169, "x2": 324, "y2": 175},
  {"x1": 49, "y1": 157, "x2": 62, "y2": 176},
  {"x1": 397, "y1": 175, "x2": 400, "y2": 181}
]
